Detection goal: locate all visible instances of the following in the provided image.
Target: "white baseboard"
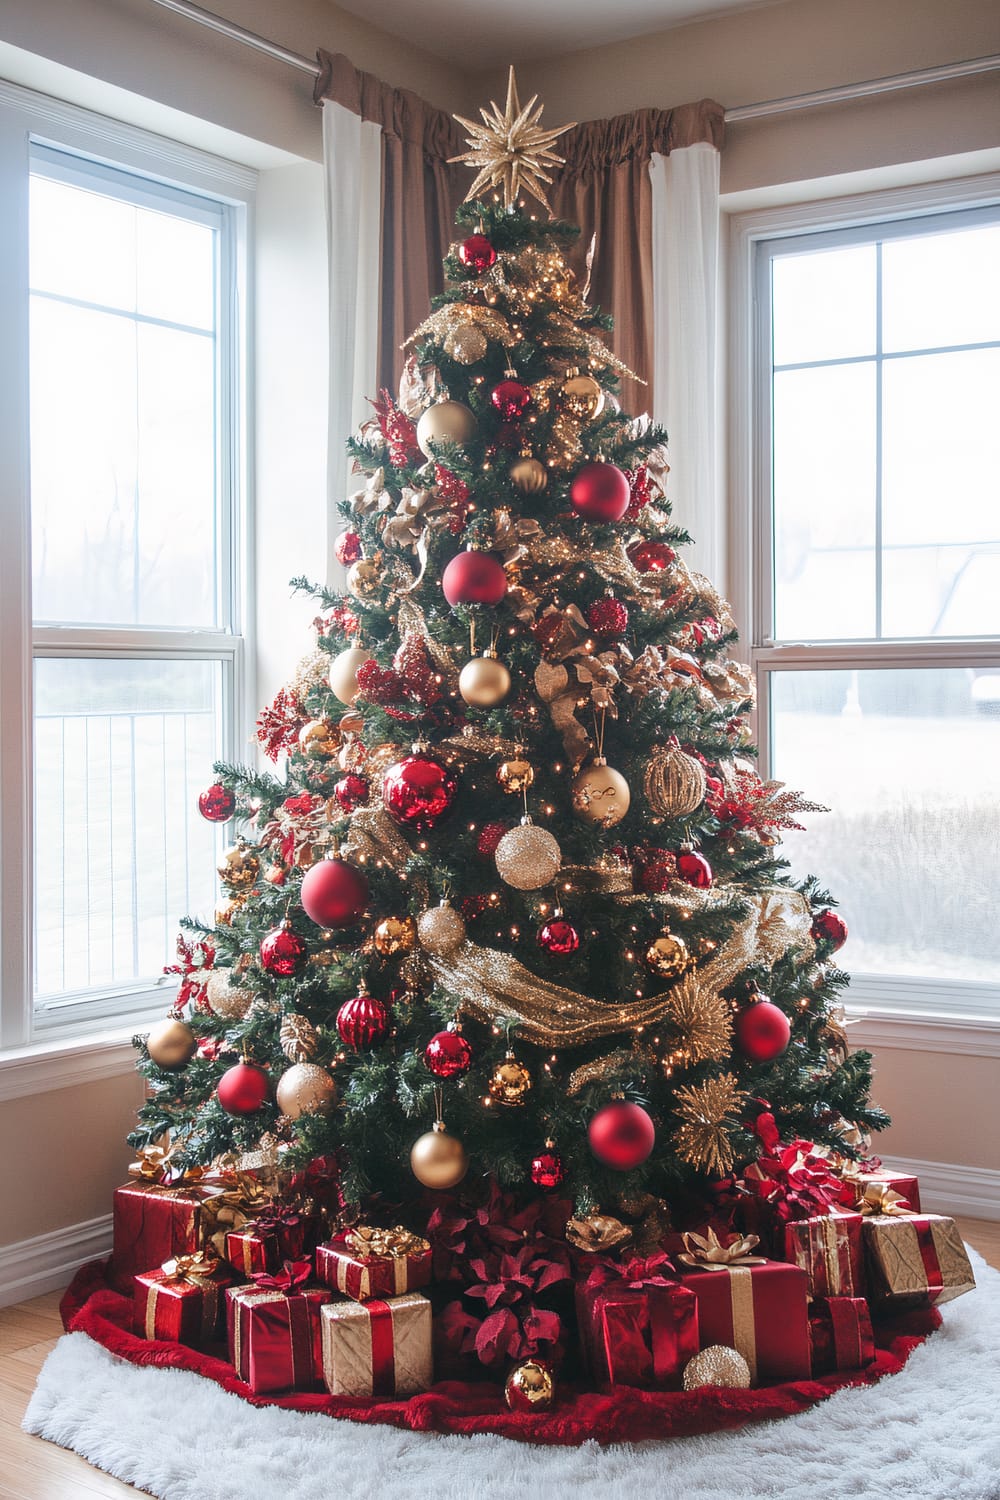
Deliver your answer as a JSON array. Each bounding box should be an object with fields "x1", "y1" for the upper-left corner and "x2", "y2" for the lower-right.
[
  {"x1": 0, "y1": 1212, "x2": 112, "y2": 1309},
  {"x1": 885, "y1": 1156, "x2": 1000, "y2": 1222}
]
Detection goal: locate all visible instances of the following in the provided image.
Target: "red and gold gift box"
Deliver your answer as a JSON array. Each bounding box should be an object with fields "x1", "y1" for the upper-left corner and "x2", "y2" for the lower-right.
[
  {"x1": 678, "y1": 1232, "x2": 811, "y2": 1385},
  {"x1": 112, "y1": 1179, "x2": 221, "y2": 1292},
  {"x1": 226, "y1": 1281, "x2": 333, "y2": 1394},
  {"x1": 315, "y1": 1226, "x2": 432, "y2": 1304},
  {"x1": 320, "y1": 1292, "x2": 432, "y2": 1398},
  {"x1": 134, "y1": 1254, "x2": 232, "y2": 1348},
  {"x1": 575, "y1": 1265, "x2": 699, "y2": 1389},
  {"x1": 224, "y1": 1228, "x2": 280, "y2": 1277},
  {"x1": 848, "y1": 1170, "x2": 921, "y2": 1214},
  {"x1": 863, "y1": 1213, "x2": 975, "y2": 1306},
  {"x1": 809, "y1": 1296, "x2": 876, "y2": 1374},
  {"x1": 782, "y1": 1209, "x2": 865, "y2": 1300}
]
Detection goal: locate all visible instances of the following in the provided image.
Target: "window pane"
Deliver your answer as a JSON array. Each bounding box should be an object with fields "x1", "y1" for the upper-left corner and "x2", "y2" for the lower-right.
[
  {"x1": 772, "y1": 244, "x2": 875, "y2": 366},
  {"x1": 136, "y1": 207, "x2": 215, "y2": 330},
  {"x1": 770, "y1": 667, "x2": 1000, "y2": 984},
  {"x1": 773, "y1": 362, "x2": 876, "y2": 640},
  {"x1": 882, "y1": 223, "x2": 1000, "y2": 353},
  {"x1": 34, "y1": 657, "x2": 223, "y2": 1000},
  {"x1": 882, "y1": 348, "x2": 1000, "y2": 638}
]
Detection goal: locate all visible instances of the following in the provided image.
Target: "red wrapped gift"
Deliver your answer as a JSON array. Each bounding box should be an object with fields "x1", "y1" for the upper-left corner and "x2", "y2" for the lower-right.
[
  {"x1": 843, "y1": 1170, "x2": 921, "y2": 1215},
  {"x1": 226, "y1": 1261, "x2": 332, "y2": 1394},
  {"x1": 864, "y1": 1212, "x2": 975, "y2": 1306},
  {"x1": 575, "y1": 1253, "x2": 698, "y2": 1389},
  {"x1": 782, "y1": 1209, "x2": 865, "y2": 1300},
  {"x1": 112, "y1": 1176, "x2": 223, "y2": 1292},
  {"x1": 252, "y1": 1200, "x2": 323, "y2": 1263},
  {"x1": 321, "y1": 1292, "x2": 433, "y2": 1397},
  {"x1": 134, "y1": 1252, "x2": 232, "y2": 1348},
  {"x1": 678, "y1": 1230, "x2": 811, "y2": 1385},
  {"x1": 316, "y1": 1226, "x2": 432, "y2": 1303},
  {"x1": 224, "y1": 1227, "x2": 280, "y2": 1277},
  {"x1": 809, "y1": 1296, "x2": 876, "y2": 1374}
]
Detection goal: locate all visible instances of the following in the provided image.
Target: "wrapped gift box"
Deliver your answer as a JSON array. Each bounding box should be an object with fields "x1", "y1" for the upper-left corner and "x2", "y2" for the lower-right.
[
  {"x1": 316, "y1": 1227, "x2": 432, "y2": 1304},
  {"x1": 226, "y1": 1280, "x2": 332, "y2": 1394},
  {"x1": 321, "y1": 1292, "x2": 432, "y2": 1398},
  {"x1": 224, "y1": 1228, "x2": 280, "y2": 1278},
  {"x1": 575, "y1": 1267, "x2": 698, "y2": 1389},
  {"x1": 848, "y1": 1170, "x2": 921, "y2": 1215},
  {"x1": 134, "y1": 1255, "x2": 232, "y2": 1348},
  {"x1": 864, "y1": 1213, "x2": 975, "y2": 1306},
  {"x1": 678, "y1": 1243, "x2": 811, "y2": 1385},
  {"x1": 782, "y1": 1209, "x2": 865, "y2": 1300},
  {"x1": 809, "y1": 1295, "x2": 876, "y2": 1374},
  {"x1": 112, "y1": 1179, "x2": 221, "y2": 1291},
  {"x1": 251, "y1": 1203, "x2": 323, "y2": 1264}
]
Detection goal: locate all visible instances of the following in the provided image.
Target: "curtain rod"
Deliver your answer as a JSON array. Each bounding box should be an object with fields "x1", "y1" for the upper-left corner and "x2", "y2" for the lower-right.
[{"x1": 145, "y1": 0, "x2": 1000, "y2": 123}]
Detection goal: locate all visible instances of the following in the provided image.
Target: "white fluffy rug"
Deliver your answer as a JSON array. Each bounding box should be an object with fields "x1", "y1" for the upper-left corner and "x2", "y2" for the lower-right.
[{"x1": 24, "y1": 1247, "x2": 1000, "y2": 1500}]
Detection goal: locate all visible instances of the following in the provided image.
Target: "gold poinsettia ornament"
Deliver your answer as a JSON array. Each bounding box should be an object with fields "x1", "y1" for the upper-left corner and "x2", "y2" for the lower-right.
[{"x1": 450, "y1": 67, "x2": 574, "y2": 212}]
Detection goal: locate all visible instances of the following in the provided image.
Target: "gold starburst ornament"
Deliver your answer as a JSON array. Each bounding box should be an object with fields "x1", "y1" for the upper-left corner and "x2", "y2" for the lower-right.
[{"x1": 451, "y1": 68, "x2": 574, "y2": 212}]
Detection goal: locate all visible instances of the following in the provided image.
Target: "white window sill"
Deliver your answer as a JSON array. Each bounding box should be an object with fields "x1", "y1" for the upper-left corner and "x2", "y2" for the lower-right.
[
  {"x1": 845, "y1": 1005, "x2": 1000, "y2": 1059},
  {"x1": 0, "y1": 1026, "x2": 143, "y2": 1103}
]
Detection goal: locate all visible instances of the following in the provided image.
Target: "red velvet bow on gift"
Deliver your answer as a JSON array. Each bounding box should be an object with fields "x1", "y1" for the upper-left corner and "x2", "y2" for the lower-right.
[
  {"x1": 254, "y1": 1200, "x2": 304, "y2": 1235},
  {"x1": 740, "y1": 1112, "x2": 846, "y2": 1223},
  {"x1": 250, "y1": 1258, "x2": 313, "y2": 1293}
]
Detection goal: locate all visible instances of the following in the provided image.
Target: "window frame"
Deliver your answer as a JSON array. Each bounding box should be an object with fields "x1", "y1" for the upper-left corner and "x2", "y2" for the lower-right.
[{"x1": 0, "y1": 81, "x2": 257, "y2": 1056}]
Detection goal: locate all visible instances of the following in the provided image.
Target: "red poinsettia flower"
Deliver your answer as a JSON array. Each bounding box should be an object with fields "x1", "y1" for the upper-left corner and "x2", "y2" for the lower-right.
[{"x1": 740, "y1": 1111, "x2": 846, "y2": 1223}]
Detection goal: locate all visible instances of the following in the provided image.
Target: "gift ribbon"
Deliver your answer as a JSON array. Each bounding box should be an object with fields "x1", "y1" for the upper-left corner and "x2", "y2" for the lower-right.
[
  {"x1": 566, "y1": 1214, "x2": 632, "y2": 1255},
  {"x1": 844, "y1": 1178, "x2": 911, "y2": 1217},
  {"x1": 790, "y1": 1215, "x2": 857, "y2": 1297},
  {"x1": 678, "y1": 1228, "x2": 766, "y2": 1269},
  {"x1": 344, "y1": 1225, "x2": 430, "y2": 1261},
  {"x1": 366, "y1": 1299, "x2": 397, "y2": 1398},
  {"x1": 226, "y1": 1228, "x2": 277, "y2": 1276},
  {"x1": 912, "y1": 1219, "x2": 945, "y2": 1294},
  {"x1": 827, "y1": 1298, "x2": 872, "y2": 1369},
  {"x1": 598, "y1": 1281, "x2": 697, "y2": 1386},
  {"x1": 251, "y1": 1257, "x2": 313, "y2": 1293}
]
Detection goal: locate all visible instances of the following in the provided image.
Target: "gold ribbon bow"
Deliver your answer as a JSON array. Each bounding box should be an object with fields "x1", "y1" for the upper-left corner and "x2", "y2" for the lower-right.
[
  {"x1": 161, "y1": 1251, "x2": 219, "y2": 1282},
  {"x1": 565, "y1": 1215, "x2": 633, "y2": 1255},
  {"x1": 129, "y1": 1145, "x2": 176, "y2": 1181},
  {"x1": 678, "y1": 1228, "x2": 768, "y2": 1270},
  {"x1": 199, "y1": 1173, "x2": 273, "y2": 1257},
  {"x1": 844, "y1": 1178, "x2": 910, "y2": 1217},
  {"x1": 344, "y1": 1225, "x2": 430, "y2": 1260}
]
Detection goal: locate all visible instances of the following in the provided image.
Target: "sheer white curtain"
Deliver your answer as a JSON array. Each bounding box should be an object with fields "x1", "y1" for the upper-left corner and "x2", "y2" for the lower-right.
[
  {"x1": 322, "y1": 99, "x2": 382, "y2": 576},
  {"x1": 650, "y1": 144, "x2": 722, "y2": 584}
]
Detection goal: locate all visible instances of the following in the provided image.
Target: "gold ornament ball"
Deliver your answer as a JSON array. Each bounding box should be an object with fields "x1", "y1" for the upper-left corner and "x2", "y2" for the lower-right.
[
  {"x1": 682, "y1": 1345, "x2": 751, "y2": 1390},
  {"x1": 497, "y1": 756, "x2": 535, "y2": 795},
  {"x1": 410, "y1": 1121, "x2": 468, "y2": 1189},
  {"x1": 505, "y1": 1359, "x2": 556, "y2": 1412},
  {"x1": 571, "y1": 760, "x2": 631, "y2": 829},
  {"x1": 365, "y1": 741, "x2": 405, "y2": 780},
  {"x1": 145, "y1": 1017, "x2": 197, "y2": 1070},
  {"x1": 495, "y1": 822, "x2": 562, "y2": 891},
  {"x1": 459, "y1": 653, "x2": 511, "y2": 708},
  {"x1": 509, "y1": 455, "x2": 549, "y2": 494},
  {"x1": 645, "y1": 930, "x2": 691, "y2": 979},
  {"x1": 217, "y1": 843, "x2": 260, "y2": 891},
  {"x1": 560, "y1": 370, "x2": 605, "y2": 421},
  {"x1": 374, "y1": 915, "x2": 418, "y2": 957},
  {"x1": 215, "y1": 896, "x2": 242, "y2": 927},
  {"x1": 275, "y1": 1062, "x2": 338, "y2": 1120},
  {"x1": 299, "y1": 719, "x2": 340, "y2": 759},
  {"x1": 205, "y1": 967, "x2": 255, "y2": 1020},
  {"x1": 489, "y1": 1051, "x2": 532, "y2": 1106},
  {"x1": 416, "y1": 400, "x2": 477, "y2": 460},
  {"x1": 417, "y1": 901, "x2": 468, "y2": 957},
  {"x1": 329, "y1": 646, "x2": 374, "y2": 706},
  {"x1": 444, "y1": 323, "x2": 488, "y2": 365},
  {"x1": 644, "y1": 743, "x2": 707, "y2": 819},
  {"x1": 346, "y1": 558, "x2": 381, "y2": 601}
]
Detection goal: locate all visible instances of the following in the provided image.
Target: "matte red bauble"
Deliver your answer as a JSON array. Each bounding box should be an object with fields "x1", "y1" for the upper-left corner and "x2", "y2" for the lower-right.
[
  {"x1": 458, "y1": 233, "x2": 496, "y2": 273},
  {"x1": 442, "y1": 550, "x2": 508, "y2": 607},
  {"x1": 812, "y1": 909, "x2": 848, "y2": 950},
  {"x1": 537, "y1": 918, "x2": 580, "y2": 955},
  {"x1": 628, "y1": 539, "x2": 676, "y2": 573},
  {"x1": 337, "y1": 992, "x2": 388, "y2": 1050},
  {"x1": 677, "y1": 847, "x2": 713, "y2": 888},
  {"x1": 332, "y1": 773, "x2": 370, "y2": 813},
  {"x1": 530, "y1": 1144, "x2": 565, "y2": 1190},
  {"x1": 476, "y1": 821, "x2": 508, "y2": 859},
  {"x1": 333, "y1": 530, "x2": 362, "y2": 566},
  {"x1": 383, "y1": 752, "x2": 458, "y2": 830},
  {"x1": 259, "y1": 922, "x2": 306, "y2": 977},
  {"x1": 734, "y1": 997, "x2": 791, "y2": 1062},
  {"x1": 569, "y1": 462, "x2": 630, "y2": 523},
  {"x1": 217, "y1": 1062, "x2": 269, "y2": 1115},
  {"x1": 586, "y1": 597, "x2": 629, "y2": 635},
  {"x1": 198, "y1": 783, "x2": 235, "y2": 822},
  {"x1": 424, "y1": 1027, "x2": 473, "y2": 1078},
  {"x1": 588, "y1": 1099, "x2": 656, "y2": 1170},
  {"x1": 300, "y1": 856, "x2": 370, "y2": 928},
  {"x1": 490, "y1": 379, "x2": 531, "y2": 420}
]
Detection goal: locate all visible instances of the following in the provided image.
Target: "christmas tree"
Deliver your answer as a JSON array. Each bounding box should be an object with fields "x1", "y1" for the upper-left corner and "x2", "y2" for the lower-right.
[{"x1": 131, "y1": 71, "x2": 886, "y2": 1237}]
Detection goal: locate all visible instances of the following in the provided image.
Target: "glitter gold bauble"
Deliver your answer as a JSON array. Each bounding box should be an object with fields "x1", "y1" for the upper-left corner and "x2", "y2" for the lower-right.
[
  {"x1": 497, "y1": 756, "x2": 534, "y2": 794},
  {"x1": 279, "y1": 1013, "x2": 320, "y2": 1062},
  {"x1": 205, "y1": 967, "x2": 254, "y2": 1020},
  {"x1": 571, "y1": 759, "x2": 631, "y2": 829},
  {"x1": 329, "y1": 646, "x2": 374, "y2": 706},
  {"x1": 417, "y1": 901, "x2": 468, "y2": 957},
  {"x1": 488, "y1": 1050, "x2": 532, "y2": 1106},
  {"x1": 645, "y1": 930, "x2": 691, "y2": 979},
  {"x1": 444, "y1": 323, "x2": 488, "y2": 365},
  {"x1": 504, "y1": 1359, "x2": 555, "y2": 1412},
  {"x1": 416, "y1": 400, "x2": 477, "y2": 459},
  {"x1": 298, "y1": 719, "x2": 340, "y2": 759},
  {"x1": 217, "y1": 842, "x2": 259, "y2": 891},
  {"x1": 274, "y1": 1062, "x2": 337, "y2": 1120},
  {"x1": 145, "y1": 1018, "x2": 197, "y2": 1070},
  {"x1": 374, "y1": 915, "x2": 418, "y2": 957},
  {"x1": 346, "y1": 558, "x2": 382, "y2": 601},
  {"x1": 644, "y1": 743, "x2": 707, "y2": 819},
  {"x1": 682, "y1": 1345, "x2": 751, "y2": 1390},
  {"x1": 410, "y1": 1120, "x2": 468, "y2": 1189},
  {"x1": 559, "y1": 369, "x2": 605, "y2": 421},
  {"x1": 459, "y1": 652, "x2": 511, "y2": 708},
  {"x1": 509, "y1": 455, "x2": 549, "y2": 494},
  {"x1": 365, "y1": 741, "x2": 404, "y2": 780},
  {"x1": 495, "y1": 820, "x2": 561, "y2": 891}
]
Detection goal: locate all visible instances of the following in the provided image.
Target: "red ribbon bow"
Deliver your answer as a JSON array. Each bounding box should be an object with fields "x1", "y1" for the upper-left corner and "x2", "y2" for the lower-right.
[
  {"x1": 585, "y1": 1250, "x2": 676, "y2": 1294},
  {"x1": 250, "y1": 1258, "x2": 313, "y2": 1293}
]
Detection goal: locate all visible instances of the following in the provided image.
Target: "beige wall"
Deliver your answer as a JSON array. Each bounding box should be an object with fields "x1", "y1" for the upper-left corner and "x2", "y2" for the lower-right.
[{"x1": 868, "y1": 1050, "x2": 1000, "y2": 1170}]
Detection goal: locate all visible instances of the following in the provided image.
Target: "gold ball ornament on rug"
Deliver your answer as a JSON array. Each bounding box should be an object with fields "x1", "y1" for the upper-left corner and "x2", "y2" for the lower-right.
[
  {"x1": 645, "y1": 930, "x2": 691, "y2": 979},
  {"x1": 374, "y1": 914, "x2": 418, "y2": 957},
  {"x1": 559, "y1": 368, "x2": 604, "y2": 422},
  {"x1": 682, "y1": 1345, "x2": 751, "y2": 1390},
  {"x1": 416, "y1": 399, "x2": 477, "y2": 459},
  {"x1": 495, "y1": 818, "x2": 561, "y2": 891},
  {"x1": 509, "y1": 454, "x2": 549, "y2": 494},
  {"x1": 497, "y1": 755, "x2": 535, "y2": 795},
  {"x1": 444, "y1": 323, "x2": 488, "y2": 365},
  {"x1": 298, "y1": 719, "x2": 340, "y2": 759},
  {"x1": 571, "y1": 758, "x2": 631, "y2": 829},
  {"x1": 488, "y1": 1050, "x2": 532, "y2": 1106},
  {"x1": 345, "y1": 557, "x2": 382, "y2": 601},
  {"x1": 217, "y1": 842, "x2": 259, "y2": 892},
  {"x1": 459, "y1": 651, "x2": 511, "y2": 708},
  {"x1": 275, "y1": 1062, "x2": 338, "y2": 1119},
  {"x1": 504, "y1": 1360, "x2": 556, "y2": 1412},
  {"x1": 145, "y1": 1018, "x2": 197, "y2": 1070},
  {"x1": 417, "y1": 900, "x2": 468, "y2": 957},
  {"x1": 643, "y1": 742, "x2": 707, "y2": 819},
  {"x1": 329, "y1": 646, "x2": 374, "y2": 706},
  {"x1": 410, "y1": 1119, "x2": 468, "y2": 1189},
  {"x1": 205, "y1": 967, "x2": 255, "y2": 1020}
]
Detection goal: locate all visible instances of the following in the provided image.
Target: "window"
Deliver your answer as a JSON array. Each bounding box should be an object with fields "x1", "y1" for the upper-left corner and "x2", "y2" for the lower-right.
[
  {"x1": 748, "y1": 194, "x2": 1000, "y2": 1020},
  {"x1": 0, "y1": 87, "x2": 253, "y2": 1050}
]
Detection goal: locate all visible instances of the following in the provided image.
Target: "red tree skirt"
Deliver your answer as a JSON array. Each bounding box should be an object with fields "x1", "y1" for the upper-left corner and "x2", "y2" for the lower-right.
[{"x1": 61, "y1": 1260, "x2": 940, "y2": 1447}]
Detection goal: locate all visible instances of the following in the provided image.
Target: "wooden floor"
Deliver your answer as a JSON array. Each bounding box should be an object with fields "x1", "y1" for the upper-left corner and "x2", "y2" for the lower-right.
[{"x1": 1, "y1": 1217, "x2": 998, "y2": 1499}]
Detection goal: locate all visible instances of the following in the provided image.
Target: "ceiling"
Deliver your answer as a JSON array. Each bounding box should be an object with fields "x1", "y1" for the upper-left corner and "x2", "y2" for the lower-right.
[{"x1": 331, "y1": 0, "x2": 774, "y2": 68}]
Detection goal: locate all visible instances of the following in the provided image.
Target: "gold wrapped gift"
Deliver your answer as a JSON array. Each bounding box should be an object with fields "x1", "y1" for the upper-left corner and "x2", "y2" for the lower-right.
[
  {"x1": 864, "y1": 1213, "x2": 975, "y2": 1305},
  {"x1": 321, "y1": 1291, "x2": 432, "y2": 1399}
]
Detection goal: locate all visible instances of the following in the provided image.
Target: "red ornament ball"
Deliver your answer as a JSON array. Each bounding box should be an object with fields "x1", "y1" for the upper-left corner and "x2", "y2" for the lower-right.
[
  {"x1": 442, "y1": 550, "x2": 508, "y2": 607},
  {"x1": 383, "y1": 752, "x2": 458, "y2": 830},
  {"x1": 218, "y1": 1061, "x2": 269, "y2": 1115},
  {"x1": 424, "y1": 1028, "x2": 472, "y2": 1078},
  {"x1": 337, "y1": 992, "x2": 388, "y2": 1050},
  {"x1": 627, "y1": 539, "x2": 676, "y2": 573},
  {"x1": 537, "y1": 918, "x2": 580, "y2": 955},
  {"x1": 530, "y1": 1145, "x2": 565, "y2": 1190},
  {"x1": 677, "y1": 848, "x2": 713, "y2": 888},
  {"x1": 588, "y1": 1099, "x2": 656, "y2": 1170},
  {"x1": 458, "y1": 234, "x2": 497, "y2": 274},
  {"x1": 259, "y1": 923, "x2": 307, "y2": 977},
  {"x1": 586, "y1": 597, "x2": 629, "y2": 635},
  {"x1": 300, "y1": 857, "x2": 370, "y2": 928},
  {"x1": 634, "y1": 850, "x2": 676, "y2": 894},
  {"x1": 812, "y1": 909, "x2": 848, "y2": 951},
  {"x1": 477, "y1": 821, "x2": 508, "y2": 859},
  {"x1": 332, "y1": 773, "x2": 370, "y2": 813},
  {"x1": 333, "y1": 530, "x2": 362, "y2": 566},
  {"x1": 198, "y1": 783, "x2": 236, "y2": 822},
  {"x1": 490, "y1": 379, "x2": 531, "y2": 420},
  {"x1": 569, "y1": 462, "x2": 631, "y2": 523},
  {"x1": 734, "y1": 998, "x2": 791, "y2": 1062}
]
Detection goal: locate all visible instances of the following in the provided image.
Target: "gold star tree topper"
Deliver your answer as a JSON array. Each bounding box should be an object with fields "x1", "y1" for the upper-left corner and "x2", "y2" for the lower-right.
[{"x1": 451, "y1": 67, "x2": 575, "y2": 213}]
